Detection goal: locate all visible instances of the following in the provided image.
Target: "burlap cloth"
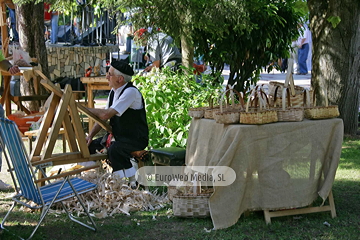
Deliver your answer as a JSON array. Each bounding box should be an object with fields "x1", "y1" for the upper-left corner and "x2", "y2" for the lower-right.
[{"x1": 186, "y1": 118, "x2": 343, "y2": 229}]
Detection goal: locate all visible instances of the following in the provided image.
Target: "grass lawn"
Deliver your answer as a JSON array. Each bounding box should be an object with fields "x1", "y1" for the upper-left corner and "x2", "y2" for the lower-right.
[{"x1": 0, "y1": 137, "x2": 359, "y2": 240}]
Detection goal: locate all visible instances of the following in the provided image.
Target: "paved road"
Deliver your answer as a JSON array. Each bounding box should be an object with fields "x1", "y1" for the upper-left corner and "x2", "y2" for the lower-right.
[{"x1": 222, "y1": 68, "x2": 311, "y2": 89}]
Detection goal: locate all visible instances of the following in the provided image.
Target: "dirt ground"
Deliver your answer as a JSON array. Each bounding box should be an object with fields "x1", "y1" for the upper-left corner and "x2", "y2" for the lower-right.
[{"x1": 1, "y1": 148, "x2": 18, "y2": 187}]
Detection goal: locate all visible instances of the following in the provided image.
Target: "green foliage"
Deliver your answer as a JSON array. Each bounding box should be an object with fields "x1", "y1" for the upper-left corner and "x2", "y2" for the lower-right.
[
  {"x1": 14, "y1": 0, "x2": 306, "y2": 94},
  {"x1": 194, "y1": 0, "x2": 305, "y2": 93},
  {"x1": 327, "y1": 16, "x2": 342, "y2": 28},
  {"x1": 293, "y1": 0, "x2": 309, "y2": 20},
  {"x1": 133, "y1": 68, "x2": 223, "y2": 149},
  {"x1": 96, "y1": 0, "x2": 305, "y2": 94}
]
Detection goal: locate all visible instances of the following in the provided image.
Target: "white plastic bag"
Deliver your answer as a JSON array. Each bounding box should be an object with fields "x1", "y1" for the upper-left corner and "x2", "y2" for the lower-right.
[{"x1": 12, "y1": 45, "x2": 32, "y2": 65}]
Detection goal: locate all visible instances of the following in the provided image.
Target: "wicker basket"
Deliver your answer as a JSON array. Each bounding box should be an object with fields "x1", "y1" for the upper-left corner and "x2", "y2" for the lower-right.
[
  {"x1": 214, "y1": 88, "x2": 244, "y2": 124},
  {"x1": 188, "y1": 107, "x2": 206, "y2": 119},
  {"x1": 240, "y1": 110, "x2": 278, "y2": 124},
  {"x1": 167, "y1": 185, "x2": 181, "y2": 201},
  {"x1": 304, "y1": 106, "x2": 339, "y2": 119},
  {"x1": 240, "y1": 87, "x2": 278, "y2": 125},
  {"x1": 168, "y1": 181, "x2": 194, "y2": 201},
  {"x1": 304, "y1": 88, "x2": 340, "y2": 120},
  {"x1": 271, "y1": 88, "x2": 314, "y2": 108},
  {"x1": 215, "y1": 110, "x2": 242, "y2": 124},
  {"x1": 277, "y1": 108, "x2": 304, "y2": 122},
  {"x1": 173, "y1": 191, "x2": 213, "y2": 218},
  {"x1": 269, "y1": 81, "x2": 304, "y2": 97},
  {"x1": 268, "y1": 73, "x2": 313, "y2": 108},
  {"x1": 204, "y1": 106, "x2": 220, "y2": 119},
  {"x1": 202, "y1": 95, "x2": 219, "y2": 119},
  {"x1": 173, "y1": 194, "x2": 211, "y2": 218},
  {"x1": 274, "y1": 87, "x2": 304, "y2": 122}
]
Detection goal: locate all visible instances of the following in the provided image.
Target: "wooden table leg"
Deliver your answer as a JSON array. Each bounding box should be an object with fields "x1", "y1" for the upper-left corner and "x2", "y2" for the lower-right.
[
  {"x1": 62, "y1": 133, "x2": 66, "y2": 153},
  {"x1": 29, "y1": 136, "x2": 33, "y2": 152},
  {"x1": 87, "y1": 84, "x2": 94, "y2": 131},
  {"x1": 1, "y1": 76, "x2": 12, "y2": 116}
]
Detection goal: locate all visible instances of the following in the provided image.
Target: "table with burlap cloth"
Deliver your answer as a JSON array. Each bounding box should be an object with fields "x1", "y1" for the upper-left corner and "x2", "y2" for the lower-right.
[{"x1": 185, "y1": 118, "x2": 343, "y2": 229}]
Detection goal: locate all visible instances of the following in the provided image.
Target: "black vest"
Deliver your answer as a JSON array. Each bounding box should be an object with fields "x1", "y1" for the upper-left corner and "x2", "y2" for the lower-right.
[{"x1": 110, "y1": 82, "x2": 149, "y2": 148}]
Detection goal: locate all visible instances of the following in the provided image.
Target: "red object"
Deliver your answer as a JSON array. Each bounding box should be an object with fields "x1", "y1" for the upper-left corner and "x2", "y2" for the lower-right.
[
  {"x1": 44, "y1": 3, "x2": 52, "y2": 21},
  {"x1": 105, "y1": 133, "x2": 113, "y2": 148},
  {"x1": 193, "y1": 63, "x2": 206, "y2": 75},
  {"x1": 85, "y1": 66, "x2": 92, "y2": 77},
  {"x1": 8, "y1": 114, "x2": 42, "y2": 134},
  {"x1": 134, "y1": 28, "x2": 147, "y2": 39}
]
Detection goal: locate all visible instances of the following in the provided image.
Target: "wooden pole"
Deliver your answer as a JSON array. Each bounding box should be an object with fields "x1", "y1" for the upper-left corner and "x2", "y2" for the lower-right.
[{"x1": 1, "y1": 0, "x2": 12, "y2": 115}]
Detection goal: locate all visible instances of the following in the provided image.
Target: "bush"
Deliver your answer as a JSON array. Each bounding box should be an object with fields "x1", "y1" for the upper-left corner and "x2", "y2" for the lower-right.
[{"x1": 133, "y1": 68, "x2": 223, "y2": 149}]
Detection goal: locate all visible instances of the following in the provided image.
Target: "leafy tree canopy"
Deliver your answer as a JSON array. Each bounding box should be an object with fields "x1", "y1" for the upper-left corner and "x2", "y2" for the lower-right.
[
  {"x1": 95, "y1": 0, "x2": 307, "y2": 93},
  {"x1": 13, "y1": 0, "x2": 307, "y2": 93}
]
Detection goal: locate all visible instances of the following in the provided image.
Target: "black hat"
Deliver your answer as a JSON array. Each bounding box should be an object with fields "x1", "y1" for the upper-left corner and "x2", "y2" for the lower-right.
[{"x1": 111, "y1": 60, "x2": 134, "y2": 76}]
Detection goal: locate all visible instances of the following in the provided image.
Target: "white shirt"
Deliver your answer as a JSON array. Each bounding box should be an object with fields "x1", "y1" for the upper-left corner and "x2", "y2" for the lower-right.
[
  {"x1": 106, "y1": 83, "x2": 143, "y2": 117},
  {"x1": 298, "y1": 26, "x2": 311, "y2": 45}
]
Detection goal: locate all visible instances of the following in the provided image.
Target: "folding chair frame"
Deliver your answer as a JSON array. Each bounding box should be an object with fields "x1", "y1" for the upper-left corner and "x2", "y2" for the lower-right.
[{"x1": 0, "y1": 118, "x2": 97, "y2": 240}]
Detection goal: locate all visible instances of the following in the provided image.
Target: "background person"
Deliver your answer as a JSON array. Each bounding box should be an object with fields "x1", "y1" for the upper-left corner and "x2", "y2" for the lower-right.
[
  {"x1": 44, "y1": 3, "x2": 59, "y2": 44},
  {"x1": 297, "y1": 24, "x2": 311, "y2": 75},
  {"x1": 135, "y1": 28, "x2": 182, "y2": 72},
  {"x1": 84, "y1": 60, "x2": 149, "y2": 188},
  {"x1": 44, "y1": 3, "x2": 52, "y2": 41},
  {"x1": 50, "y1": 9, "x2": 59, "y2": 44},
  {"x1": 6, "y1": 2, "x2": 19, "y2": 43}
]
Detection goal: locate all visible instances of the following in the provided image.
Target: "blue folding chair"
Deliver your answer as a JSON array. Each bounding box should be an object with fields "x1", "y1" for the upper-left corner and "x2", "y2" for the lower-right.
[{"x1": 0, "y1": 118, "x2": 97, "y2": 239}]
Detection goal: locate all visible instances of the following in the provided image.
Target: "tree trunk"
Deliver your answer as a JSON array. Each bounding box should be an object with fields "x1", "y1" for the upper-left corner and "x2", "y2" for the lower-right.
[
  {"x1": 178, "y1": 7, "x2": 193, "y2": 73},
  {"x1": 16, "y1": 2, "x2": 49, "y2": 111},
  {"x1": 181, "y1": 34, "x2": 193, "y2": 73},
  {"x1": 308, "y1": 0, "x2": 360, "y2": 135}
]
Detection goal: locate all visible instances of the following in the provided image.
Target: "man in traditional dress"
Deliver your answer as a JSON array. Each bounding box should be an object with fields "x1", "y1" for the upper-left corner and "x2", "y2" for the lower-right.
[{"x1": 84, "y1": 61, "x2": 149, "y2": 188}]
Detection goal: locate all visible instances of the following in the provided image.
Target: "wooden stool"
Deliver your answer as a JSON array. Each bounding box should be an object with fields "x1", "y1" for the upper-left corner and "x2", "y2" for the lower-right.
[
  {"x1": 150, "y1": 147, "x2": 186, "y2": 166},
  {"x1": 130, "y1": 147, "x2": 186, "y2": 168},
  {"x1": 130, "y1": 150, "x2": 149, "y2": 168}
]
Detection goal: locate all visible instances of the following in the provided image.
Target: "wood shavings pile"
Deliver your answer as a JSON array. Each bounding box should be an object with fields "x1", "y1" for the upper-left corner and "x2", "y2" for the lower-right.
[{"x1": 54, "y1": 170, "x2": 170, "y2": 218}]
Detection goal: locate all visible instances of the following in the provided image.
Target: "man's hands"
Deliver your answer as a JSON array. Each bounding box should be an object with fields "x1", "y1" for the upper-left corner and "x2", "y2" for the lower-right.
[
  {"x1": 144, "y1": 60, "x2": 160, "y2": 72},
  {"x1": 85, "y1": 135, "x2": 93, "y2": 146},
  {"x1": 8, "y1": 65, "x2": 20, "y2": 75}
]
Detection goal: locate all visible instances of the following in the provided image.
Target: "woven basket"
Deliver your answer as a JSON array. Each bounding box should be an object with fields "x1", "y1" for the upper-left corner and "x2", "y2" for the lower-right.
[
  {"x1": 268, "y1": 81, "x2": 304, "y2": 97},
  {"x1": 215, "y1": 110, "x2": 241, "y2": 124},
  {"x1": 188, "y1": 107, "x2": 206, "y2": 119},
  {"x1": 240, "y1": 87, "x2": 278, "y2": 125},
  {"x1": 204, "y1": 108, "x2": 213, "y2": 119},
  {"x1": 304, "y1": 88, "x2": 340, "y2": 120},
  {"x1": 304, "y1": 106, "x2": 340, "y2": 119},
  {"x1": 268, "y1": 73, "x2": 313, "y2": 107},
  {"x1": 173, "y1": 192, "x2": 213, "y2": 218},
  {"x1": 270, "y1": 89, "x2": 313, "y2": 108},
  {"x1": 172, "y1": 187, "x2": 214, "y2": 218},
  {"x1": 274, "y1": 87, "x2": 304, "y2": 122},
  {"x1": 214, "y1": 88, "x2": 244, "y2": 124},
  {"x1": 204, "y1": 106, "x2": 220, "y2": 119},
  {"x1": 202, "y1": 95, "x2": 220, "y2": 119},
  {"x1": 167, "y1": 185, "x2": 181, "y2": 201},
  {"x1": 277, "y1": 108, "x2": 304, "y2": 122},
  {"x1": 205, "y1": 87, "x2": 239, "y2": 119},
  {"x1": 240, "y1": 110, "x2": 278, "y2": 124}
]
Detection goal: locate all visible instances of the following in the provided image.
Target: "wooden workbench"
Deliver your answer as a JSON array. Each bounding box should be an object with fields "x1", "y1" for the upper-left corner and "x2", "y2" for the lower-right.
[{"x1": 80, "y1": 75, "x2": 110, "y2": 131}]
